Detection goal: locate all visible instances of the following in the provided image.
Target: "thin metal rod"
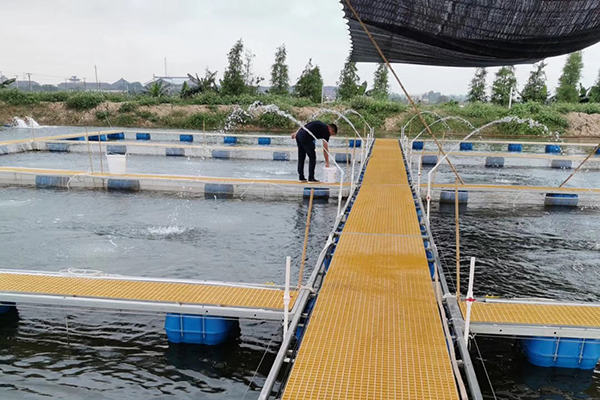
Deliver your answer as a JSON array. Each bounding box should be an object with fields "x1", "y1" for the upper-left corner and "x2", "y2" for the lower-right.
[
  {"x1": 284, "y1": 256, "x2": 291, "y2": 336},
  {"x1": 97, "y1": 132, "x2": 104, "y2": 174},
  {"x1": 559, "y1": 142, "x2": 600, "y2": 187},
  {"x1": 464, "y1": 257, "x2": 476, "y2": 344},
  {"x1": 85, "y1": 129, "x2": 94, "y2": 174},
  {"x1": 298, "y1": 189, "x2": 315, "y2": 288},
  {"x1": 455, "y1": 178, "x2": 460, "y2": 302},
  {"x1": 343, "y1": 0, "x2": 464, "y2": 184}
]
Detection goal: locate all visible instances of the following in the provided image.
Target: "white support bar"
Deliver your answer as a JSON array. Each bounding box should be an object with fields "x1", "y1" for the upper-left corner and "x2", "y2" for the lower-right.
[
  {"x1": 283, "y1": 256, "x2": 291, "y2": 336},
  {"x1": 463, "y1": 257, "x2": 476, "y2": 344}
]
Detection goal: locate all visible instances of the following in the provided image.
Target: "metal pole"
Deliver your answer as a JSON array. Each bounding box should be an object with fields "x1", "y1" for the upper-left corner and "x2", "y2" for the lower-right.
[
  {"x1": 343, "y1": 0, "x2": 464, "y2": 185},
  {"x1": 95, "y1": 65, "x2": 99, "y2": 91},
  {"x1": 98, "y1": 133, "x2": 104, "y2": 174},
  {"x1": 417, "y1": 156, "x2": 422, "y2": 194},
  {"x1": 559, "y1": 142, "x2": 600, "y2": 187},
  {"x1": 298, "y1": 189, "x2": 314, "y2": 288},
  {"x1": 85, "y1": 129, "x2": 94, "y2": 173},
  {"x1": 455, "y1": 178, "x2": 460, "y2": 302},
  {"x1": 464, "y1": 257, "x2": 476, "y2": 344},
  {"x1": 509, "y1": 86, "x2": 514, "y2": 109},
  {"x1": 27, "y1": 73, "x2": 32, "y2": 91},
  {"x1": 283, "y1": 256, "x2": 291, "y2": 336}
]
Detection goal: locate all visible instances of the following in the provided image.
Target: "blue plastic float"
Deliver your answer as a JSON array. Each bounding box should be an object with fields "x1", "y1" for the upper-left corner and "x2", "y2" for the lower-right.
[
  {"x1": 522, "y1": 337, "x2": 600, "y2": 369},
  {"x1": 165, "y1": 314, "x2": 237, "y2": 345}
]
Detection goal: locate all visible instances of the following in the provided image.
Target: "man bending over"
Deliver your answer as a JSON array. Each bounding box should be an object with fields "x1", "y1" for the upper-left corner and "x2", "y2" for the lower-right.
[{"x1": 291, "y1": 121, "x2": 337, "y2": 182}]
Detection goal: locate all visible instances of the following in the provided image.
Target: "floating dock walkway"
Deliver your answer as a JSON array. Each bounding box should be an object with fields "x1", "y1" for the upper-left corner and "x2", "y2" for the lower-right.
[
  {"x1": 0, "y1": 269, "x2": 295, "y2": 321},
  {"x1": 281, "y1": 139, "x2": 459, "y2": 400}
]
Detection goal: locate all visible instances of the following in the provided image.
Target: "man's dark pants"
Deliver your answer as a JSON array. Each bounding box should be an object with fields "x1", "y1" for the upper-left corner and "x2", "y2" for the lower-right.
[{"x1": 296, "y1": 133, "x2": 316, "y2": 180}]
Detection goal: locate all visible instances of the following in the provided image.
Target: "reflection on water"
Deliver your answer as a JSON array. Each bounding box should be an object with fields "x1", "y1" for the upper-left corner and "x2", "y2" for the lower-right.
[{"x1": 0, "y1": 187, "x2": 336, "y2": 399}]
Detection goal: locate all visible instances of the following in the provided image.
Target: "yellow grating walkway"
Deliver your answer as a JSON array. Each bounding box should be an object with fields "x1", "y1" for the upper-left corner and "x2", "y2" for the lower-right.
[
  {"x1": 0, "y1": 272, "x2": 295, "y2": 310},
  {"x1": 463, "y1": 302, "x2": 600, "y2": 328},
  {"x1": 283, "y1": 139, "x2": 458, "y2": 400}
]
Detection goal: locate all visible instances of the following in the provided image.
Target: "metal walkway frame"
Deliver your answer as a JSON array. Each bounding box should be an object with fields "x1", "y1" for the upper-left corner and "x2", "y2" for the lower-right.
[{"x1": 0, "y1": 269, "x2": 297, "y2": 321}]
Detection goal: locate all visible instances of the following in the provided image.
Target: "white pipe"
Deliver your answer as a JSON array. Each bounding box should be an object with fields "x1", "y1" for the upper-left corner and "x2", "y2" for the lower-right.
[
  {"x1": 463, "y1": 256, "x2": 476, "y2": 344},
  {"x1": 283, "y1": 256, "x2": 291, "y2": 336},
  {"x1": 417, "y1": 156, "x2": 422, "y2": 193}
]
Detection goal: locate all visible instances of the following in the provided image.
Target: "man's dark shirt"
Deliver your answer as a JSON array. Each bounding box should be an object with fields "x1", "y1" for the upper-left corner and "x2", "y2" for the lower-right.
[{"x1": 296, "y1": 121, "x2": 330, "y2": 142}]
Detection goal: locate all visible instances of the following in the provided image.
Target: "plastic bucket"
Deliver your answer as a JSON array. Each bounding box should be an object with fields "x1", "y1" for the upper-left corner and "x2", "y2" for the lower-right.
[
  {"x1": 323, "y1": 166, "x2": 339, "y2": 183},
  {"x1": 106, "y1": 154, "x2": 127, "y2": 174}
]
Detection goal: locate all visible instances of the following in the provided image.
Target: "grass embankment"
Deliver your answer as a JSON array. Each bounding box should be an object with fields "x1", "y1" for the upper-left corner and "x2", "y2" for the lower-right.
[{"x1": 2, "y1": 90, "x2": 600, "y2": 137}]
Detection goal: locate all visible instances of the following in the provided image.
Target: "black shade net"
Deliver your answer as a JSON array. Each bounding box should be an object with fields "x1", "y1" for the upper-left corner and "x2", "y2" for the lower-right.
[{"x1": 341, "y1": 0, "x2": 600, "y2": 67}]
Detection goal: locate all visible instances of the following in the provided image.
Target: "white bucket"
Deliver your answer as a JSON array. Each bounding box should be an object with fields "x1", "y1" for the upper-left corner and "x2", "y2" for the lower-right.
[
  {"x1": 106, "y1": 154, "x2": 127, "y2": 174},
  {"x1": 323, "y1": 166, "x2": 339, "y2": 183}
]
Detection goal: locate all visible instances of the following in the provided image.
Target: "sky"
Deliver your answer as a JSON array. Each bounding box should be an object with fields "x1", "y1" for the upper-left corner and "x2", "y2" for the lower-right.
[{"x1": 2, "y1": 0, "x2": 600, "y2": 96}]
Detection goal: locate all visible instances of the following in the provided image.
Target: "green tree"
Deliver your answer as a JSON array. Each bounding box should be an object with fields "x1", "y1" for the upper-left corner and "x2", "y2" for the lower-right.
[
  {"x1": 336, "y1": 56, "x2": 361, "y2": 100},
  {"x1": 220, "y1": 39, "x2": 246, "y2": 96},
  {"x1": 185, "y1": 68, "x2": 219, "y2": 97},
  {"x1": 180, "y1": 81, "x2": 190, "y2": 98},
  {"x1": 270, "y1": 44, "x2": 290, "y2": 95},
  {"x1": 371, "y1": 63, "x2": 389, "y2": 100},
  {"x1": 556, "y1": 51, "x2": 583, "y2": 103},
  {"x1": 243, "y1": 49, "x2": 263, "y2": 94},
  {"x1": 521, "y1": 62, "x2": 548, "y2": 103},
  {"x1": 145, "y1": 80, "x2": 168, "y2": 97},
  {"x1": 294, "y1": 59, "x2": 323, "y2": 103},
  {"x1": 491, "y1": 66, "x2": 516, "y2": 106},
  {"x1": 467, "y1": 68, "x2": 487, "y2": 103},
  {"x1": 589, "y1": 69, "x2": 600, "y2": 103},
  {"x1": 0, "y1": 78, "x2": 16, "y2": 89}
]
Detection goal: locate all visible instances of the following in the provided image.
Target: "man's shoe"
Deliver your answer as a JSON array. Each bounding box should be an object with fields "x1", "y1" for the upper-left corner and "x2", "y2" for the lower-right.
[
  {"x1": 308, "y1": 178, "x2": 320, "y2": 183},
  {"x1": 299, "y1": 178, "x2": 307, "y2": 182}
]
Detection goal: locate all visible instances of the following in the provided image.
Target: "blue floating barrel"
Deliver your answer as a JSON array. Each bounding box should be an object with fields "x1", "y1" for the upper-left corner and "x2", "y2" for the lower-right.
[
  {"x1": 165, "y1": 314, "x2": 237, "y2": 345},
  {"x1": 508, "y1": 143, "x2": 523, "y2": 152},
  {"x1": 106, "y1": 145, "x2": 127, "y2": 155},
  {"x1": 88, "y1": 134, "x2": 107, "y2": 141},
  {"x1": 47, "y1": 143, "x2": 70, "y2": 153},
  {"x1": 107, "y1": 179, "x2": 140, "y2": 192},
  {"x1": 421, "y1": 155, "x2": 438, "y2": 165},
  {"x1": 212, "y1": 149, "x2": 230, "y2": 159},
  {"x1": 304, "y1": 187, "x2": 330, "y2": 199},
  {"x1": 460, "y1": 142, "x2": 473, "y2": 151},
  {"x1": 258, "y1": 137, "x2": 271, "y2": 146},
  {"x1": 335, "y1": 153, "x2": 350, "y2": 164},
  {"x1": 223, "y1": 136, "x2": 237, "y2": 144},
  {"x1": 596, "y1": 147, "x2": 600, "y2": 155},
  {"x1": 0, "y1": 302, "x2": 15, "y2": 314},
  {"x1": 412, "y1": 141, "x2": 424, "y2": 150},
  {"x1": 136, "y1": 133, "x2": 151, "y2": 141},
  {"x1": 349, "y1": 139, "x2": 362, "y2": 148},
  {"x1": 440, "y1": 190, "x2": 468, "y2": 204},
  {"x1": 546, "y1": 144, "x2": 561, "y2": 154},
  {"x1": 273, "y1": 151, "x2": 290, "y2": 161},
  {"x1": 545, "y1": 193, "x2": 578, "y2": 207},
  {"x1": 180, "y1": 134, "x2": 194, "y2": 143},
  {"x1": 204, "y1": 183, "x2": 234, "y2": 199},
  {"x1": 522, "y1": 337, "x2": 600, "y2": 369},
  {"x1": 551, "y1": 159, "x2": 572, "y2": 169},
  {"x1": 485, "y1": 156, "x2": 505, "y2": 168},
  {"x1": 35, "y1": 175, "x2": 69, "y2": 188},
  {"x1": 107, "y1": 132, "x2": 125, "y2": 140},
  {"x1": 428, "y1": 262, "x2": 435, "y2": 278},
  {"x1": 65, "y1": 136, "x2": 85, "y2": 141}
]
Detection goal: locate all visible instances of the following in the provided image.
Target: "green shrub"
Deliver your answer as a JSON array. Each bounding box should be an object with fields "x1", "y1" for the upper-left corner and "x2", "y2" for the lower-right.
[
  {"x1": 95, "y1": 110, "x2": 111, "y2": 121},
  {"x1": 113, "y1": 114, "x2": 136, "y2": 126},
  {"x1": 65, "y1": 92, "x2": 103, "y2": 110},
  {"x1": 137, "y1": 96, "x2": 160, "y2": 106},
  {"x1": 137, "y1": 110, "x2": 159, "y2": 122},
  {"x1": 0, "y1": 89, "x2": 38, "y2": 106},
  {"x1": 118, "y1": 102, "x2": 137, "y2": 113}
]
